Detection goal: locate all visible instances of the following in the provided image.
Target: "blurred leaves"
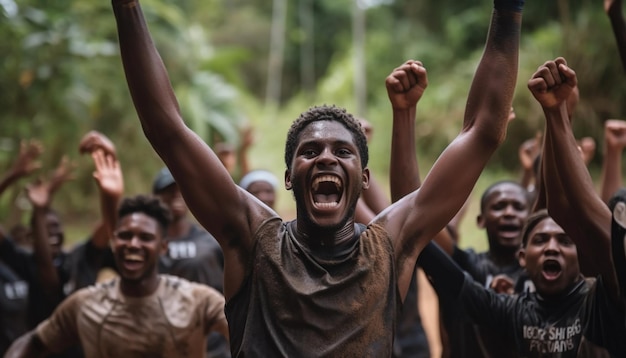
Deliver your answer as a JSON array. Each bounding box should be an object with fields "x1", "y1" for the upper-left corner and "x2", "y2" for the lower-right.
[{"x1": 2, "y1": 0, "x2": 626, "y2": 238}]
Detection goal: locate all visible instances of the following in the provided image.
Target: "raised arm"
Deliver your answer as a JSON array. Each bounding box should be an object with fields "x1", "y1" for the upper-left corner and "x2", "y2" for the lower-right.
[
  {"x1": 90, "y1": 150, "x2": 124, "y2": 248},
  {"x1": 25, "y1": 178, "x2": 60, "y2": 300},
  {"x1": 381, "y1": 0, "x2": 523, "y2": 284},
  {"x1": 387, "y1": 60, "x2": 427, "y2": 204},
  {"x1": 518, "y1": 132, "x2": 542, "y2": 192},
  {"x1": 606, "y1": 0, "x2": 626, "y2": 72},
  {"x1": 528, "y1": 58, "x2": 619, "y2": 302},
  {"x1": 0, "y1": 139, "x2": 42, "y2": 198},
  {"x1": 600, "y1": 119, "x2": 626, "y2": 203},
  {"x1": 111, "y1": 0, "x2": 273, "y2": 297},
  {"x1": 79, "y1": 131, "x2": 123, "y2": 249}
]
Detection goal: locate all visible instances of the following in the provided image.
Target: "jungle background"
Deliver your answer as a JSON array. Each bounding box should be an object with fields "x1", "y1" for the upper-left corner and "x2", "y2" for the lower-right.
[{"x1": 1, "y1": 0, "x2": 625, "y2": 252}]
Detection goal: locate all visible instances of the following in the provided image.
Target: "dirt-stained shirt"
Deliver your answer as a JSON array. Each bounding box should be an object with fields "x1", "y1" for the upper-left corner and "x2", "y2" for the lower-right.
[
  {"x1": 36, "y1": 274, "x2": 226, "y2": 358},
  {"x1": 225, "y1": 218, "x2": 397, "y2": 357}
]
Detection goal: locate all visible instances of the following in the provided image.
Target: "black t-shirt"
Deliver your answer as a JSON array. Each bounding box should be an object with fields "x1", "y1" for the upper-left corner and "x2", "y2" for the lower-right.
[
  {"x1": 226, "y1": 220, "x2": 396, "y2": 357},
  {"x1": 0, "y1": 259, "x2": 29, "y2": 356},
  {"x1": 393, "y1": 267, "x2": 430, "y2": 358},
  {"x1": 420, "y1": 242, "x2": 620, "y2": 358},
  {"x1": 62, "y1": 238, "x2": 117, "y2": 295},
  {"x1": 0, "y1": 237, "x2": 67, "y2": 328},
  {"x1": 461, "y1": 275, "x2": 604, "y2": 357},
  {"x1": 158, "y1": 223, "x2": 224, "y2": 291},
  {"x1": 579, "y1": 276, "x2": 626, "y2": 357},
  {"x1": 453, "y1": 247, "x2": 530, "y2": 291},
  {"x1": 444, "y1": 247, "x2": 531, "y2": 357}
]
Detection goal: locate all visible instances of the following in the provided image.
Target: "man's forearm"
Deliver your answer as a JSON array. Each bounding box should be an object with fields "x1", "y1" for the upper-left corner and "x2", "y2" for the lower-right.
[
  {"x1": 608, "y1": 4, "x2": 626, "y2": 72},
  {"x1": 601, "y1": 145, "x2": 623, "y2": 203},
  {"x1": 390, "y1": 107, "x2": 419, "y2": 202},
  {"x1": 417, "y1": 242, "x2": 465, "y2": 299},
  {"x1": 461, "y1": 4, "x2": 522, "y2": 143},
  {"x1": 112, "y1": 0, "x2": 183, "y2": 142}
]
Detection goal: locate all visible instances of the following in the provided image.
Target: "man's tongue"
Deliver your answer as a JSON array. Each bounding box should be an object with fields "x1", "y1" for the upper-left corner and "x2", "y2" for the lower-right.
[
  {"x1": 312, "y1": 180, "x2": 340, "y2": 206},
  {"x1": 542, "y1": 263, "x2": 561, "y2": 279},
  {"x1": 314, "y1": 194, "x2": 339, "y2": 206}
]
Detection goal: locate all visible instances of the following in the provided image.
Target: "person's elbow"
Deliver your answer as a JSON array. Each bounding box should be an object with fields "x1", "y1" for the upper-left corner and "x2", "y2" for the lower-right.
[{"x1": 5, "y1": 330, "x2": 49, "y2": 358}]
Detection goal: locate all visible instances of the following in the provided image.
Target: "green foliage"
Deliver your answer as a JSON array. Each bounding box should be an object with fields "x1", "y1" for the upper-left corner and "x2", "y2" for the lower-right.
[{"x1": 2, "y1": 0, "x2": 626, "y2": 243}]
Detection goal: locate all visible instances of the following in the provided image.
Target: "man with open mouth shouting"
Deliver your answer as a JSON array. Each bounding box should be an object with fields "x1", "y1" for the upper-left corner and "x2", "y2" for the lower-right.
[
  {"x1": 418, "y1": 58, "x2": 626, "y2": 358},
  {"x1": 107, "y1": 0, "x2": 523, "y2": 355},
  {"x1": 6, "y1": 195, "x2": 229, "y2": 357}
]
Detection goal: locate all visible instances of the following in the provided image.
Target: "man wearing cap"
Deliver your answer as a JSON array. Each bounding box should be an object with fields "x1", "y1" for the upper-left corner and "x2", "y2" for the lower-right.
[
  {"x1": 238, "y1": 169, "x2": 278, "y2": 210},
  {"x1": 152, "y1": 167, "x2": 229, "y2": 358}
]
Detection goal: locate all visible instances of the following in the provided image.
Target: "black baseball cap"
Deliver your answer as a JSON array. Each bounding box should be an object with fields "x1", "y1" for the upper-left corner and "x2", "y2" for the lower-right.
[{"x1": 152, "y1": 167, "x2": 176, "y2": 193}]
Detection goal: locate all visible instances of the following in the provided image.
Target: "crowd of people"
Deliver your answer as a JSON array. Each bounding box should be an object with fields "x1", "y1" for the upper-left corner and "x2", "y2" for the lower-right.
[{"x1": 2, "y1": 0, "x2": 626, "y2": 357}]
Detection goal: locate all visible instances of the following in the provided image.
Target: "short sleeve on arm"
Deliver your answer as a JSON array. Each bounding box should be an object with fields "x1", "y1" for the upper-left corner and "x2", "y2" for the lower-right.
[
  {"x1": 457, "y1": 274, "x2": 516, "y2": 332},
  {"x1": 202, "y1": 286, "x2": 227, "y2": 335},
  {"x1": 35, "y1": 290, "x2": 83, "y2": 353}
]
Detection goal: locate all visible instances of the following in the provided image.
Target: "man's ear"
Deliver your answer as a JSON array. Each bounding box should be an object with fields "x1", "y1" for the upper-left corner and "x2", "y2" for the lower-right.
[
  {"x1": 284, "y1": 170, "x2": 292, "y2": 190},
  {"x1": 361, "y1": 168, "x2": 370, "y2": 190},
  {"x1": 476, "y1": 214, "x2": 485, "y2": 229},
  {"x1": 518, "y1": 248, "x2": 526, "y2": 268}
]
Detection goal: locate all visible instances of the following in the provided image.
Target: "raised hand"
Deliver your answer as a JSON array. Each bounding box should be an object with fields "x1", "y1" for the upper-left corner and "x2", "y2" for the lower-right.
[
  {"x1": 605, "y1": 0, "x2": 622, "y2": 14},
  {"x1": 605, "y1": 119, "x2": 626, "y2": 150},
  {"x1": 385, "y1": 60, "x2": 428, "y2": 111},
  {"x1": 48, "y1": 156, "x2": 76, "y2": 194},
  {"x1": 79, "y1": 130, "x2": 117, "y2": 159},
  {"x1": 518, "y1": 132, "x2": 542, "y2": 172},
  {"x1": 240, "y1": 126, "x2": 254, "y2": 151},
  {"x1": 9, "y1": 139, "x2": 43, "y2": 179},
  {"x1": 578, "y1": 137, "x2": 596, "y2": 165},
  {"x1": 358, "y1": 118, "x2": 374, "y2": 144},
  {"x1": 91, "y1": 149, "x2": 124, "y2": 198},
  {"x1": 527, "y1": 57, "x2": 577, "y2": 110},
  {"x1": 25, "y1": 178, "x2": 53, "y2": 209},
  {"x1": 490, "y1": 274, "x2": 515, "y2": 295}
]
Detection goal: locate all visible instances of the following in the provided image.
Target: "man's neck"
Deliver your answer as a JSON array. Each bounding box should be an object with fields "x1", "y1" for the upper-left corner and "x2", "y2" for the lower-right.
[
  {"x1": 293, "y1": 218, "x2": 356, "y2": 249},
  {"x1": 488, "y1": 245, "x2": 520, "y2": 267},
  {"x1": 167, "y1": 217, "x2": 192, "y2": 241},
  {"x1": 120, "y1": 274, "x2": 160, "y2": 298}
]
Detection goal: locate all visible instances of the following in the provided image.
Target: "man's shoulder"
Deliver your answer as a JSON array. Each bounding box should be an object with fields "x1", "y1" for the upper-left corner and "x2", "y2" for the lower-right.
[
  {"x1": 84, "y1": 278, "x2": 119, "y2": 298},
  {"x1": 159, "y1": 274, "x2": 225, "y2": 305},
  {"x1": 59, "y1": 280, "x2": 117, "y2": 310},
  {"x1": 161, "y1": 274, "x2": 220, "y2": 293}
]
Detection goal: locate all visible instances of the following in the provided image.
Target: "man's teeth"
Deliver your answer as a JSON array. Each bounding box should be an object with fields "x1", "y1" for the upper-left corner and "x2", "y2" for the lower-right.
[
  {"x1": 312, "y1": 175, "x2": 341, "y2": 191},
  {"x1": 125, "y1": 254, "x2": 144, "y2": 261},
  {"x1": 315, "y1": 202, "x2": 339, "y2": 208}
]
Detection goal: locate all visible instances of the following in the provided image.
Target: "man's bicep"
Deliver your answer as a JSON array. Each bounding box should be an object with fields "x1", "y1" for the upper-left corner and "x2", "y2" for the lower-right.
[{"x1": 203, "y1": 287, "x2": 229, "y2": 339}]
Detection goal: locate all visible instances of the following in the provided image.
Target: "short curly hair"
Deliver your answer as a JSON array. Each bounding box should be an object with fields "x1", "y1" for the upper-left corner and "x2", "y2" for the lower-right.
[
  {"x1": 520, "y1": 209, "x2": 551, "y2": 247},
  {"x1": 117, "y1": 194, "x2": 172, "y2": 235},
  {"x1": 284, "y1": 105, "x2": 368, "y2": 170}
]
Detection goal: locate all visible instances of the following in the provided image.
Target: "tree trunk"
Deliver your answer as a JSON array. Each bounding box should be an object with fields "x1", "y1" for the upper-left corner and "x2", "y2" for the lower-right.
[
  {"x1": 352, "y1": 0, "x2": 367, "y2": 117},
  {"x1": 265, "y1": 0, "x2": 288, "y2": 107}
]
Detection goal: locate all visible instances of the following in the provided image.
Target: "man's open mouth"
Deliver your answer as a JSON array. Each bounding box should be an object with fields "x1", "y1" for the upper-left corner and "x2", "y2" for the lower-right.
[
  {"x1": 312, "y1": 175, "x2": 342, "y2": 208},
  {"x1": 497, "y1": 223, "x2": 521, "y2": 238},
  {"x1": 542, "y1": 260, "x2": 562, "y2": 280},
  {"x1": 123, "y1": 253, "x2": 145, "y2": 271}
]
